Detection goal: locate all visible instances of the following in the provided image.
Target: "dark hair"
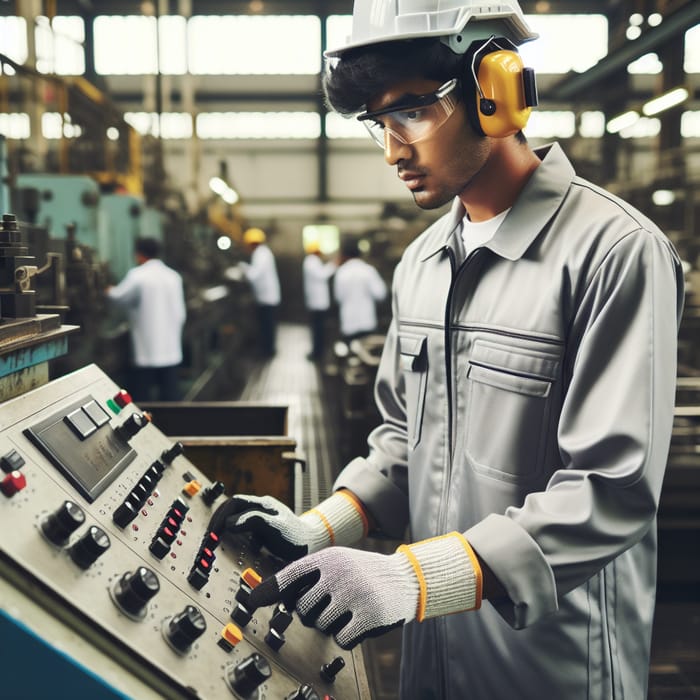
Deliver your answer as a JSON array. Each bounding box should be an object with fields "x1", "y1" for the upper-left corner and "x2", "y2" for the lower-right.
[
  {"x1": 135, "y1": 237, "x2": 161, "y2": 259},
  {"x1": 340, "y1": 236, "x2": 361, "y2": 259},
  {"x1": 323, "y1": 38, "x2": 465, "y2": 116},
  {"x1": 323, "y1": 37, "x2": 528, "y2": 144}
]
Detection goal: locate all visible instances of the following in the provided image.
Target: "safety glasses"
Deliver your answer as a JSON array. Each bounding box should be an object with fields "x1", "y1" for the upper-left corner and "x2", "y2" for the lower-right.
[{"x1": 357, "y1": 78, "x2": 459, "y2": 149}]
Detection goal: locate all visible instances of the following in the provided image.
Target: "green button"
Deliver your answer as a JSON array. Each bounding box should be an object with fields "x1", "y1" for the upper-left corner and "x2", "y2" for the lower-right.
[{"x1": 106, "y1": 398, "x2": 121, "y2": 414}]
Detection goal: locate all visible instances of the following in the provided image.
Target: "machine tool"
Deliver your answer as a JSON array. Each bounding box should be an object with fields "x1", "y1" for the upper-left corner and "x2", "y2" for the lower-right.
[{"x1": 0, "y1": 363, "x2": 370, "y2": 699}]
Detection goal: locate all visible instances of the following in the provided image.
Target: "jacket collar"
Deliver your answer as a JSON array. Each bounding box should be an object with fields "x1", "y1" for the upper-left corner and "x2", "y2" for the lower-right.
[{"x1": 424, "y1": 142, "x2": 575, "y2": 262}]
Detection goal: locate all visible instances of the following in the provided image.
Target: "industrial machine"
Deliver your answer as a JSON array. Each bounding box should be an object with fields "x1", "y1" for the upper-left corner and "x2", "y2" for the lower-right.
[{"x1": 0, "y1": 363, "x2": 370, "y2": 699}]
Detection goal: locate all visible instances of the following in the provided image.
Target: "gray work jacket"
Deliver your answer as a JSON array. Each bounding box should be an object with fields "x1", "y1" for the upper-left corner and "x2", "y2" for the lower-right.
[{"x1": 335, "y1": 143, "x2": 684, "y2": 700}]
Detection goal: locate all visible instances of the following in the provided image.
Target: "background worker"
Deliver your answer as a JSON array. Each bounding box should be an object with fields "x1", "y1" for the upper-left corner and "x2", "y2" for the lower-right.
[
  {"x1": 210, "y1": 2, "x2": 684, "y2": 699},
  {"x1": 106, "y1": 236, "x2": 186, "y2": 401},
  {"x1": 240, "y1": 227, "x2": 281, "y2": 358},
  {"x1": 333, "y1": 235, "x2": 387, "y2": 343},
  {"x1": 302, "y1": 240, "x2": 336, "y2": 361}
]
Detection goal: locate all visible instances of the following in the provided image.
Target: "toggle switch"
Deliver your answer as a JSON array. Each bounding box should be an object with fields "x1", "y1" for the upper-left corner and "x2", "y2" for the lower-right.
[
  {"x1": 161, "y1": 442, "x2": 184, "y2": 465},
  {"x1": 117, "y1": 412, "x2": 151, "y2": 441},
  {"x1": 201, "y1": 480, "x2": 225, "y2": 506},
  {"x1": 320, "y1": 657, "x2": 345, "y2": 683}
]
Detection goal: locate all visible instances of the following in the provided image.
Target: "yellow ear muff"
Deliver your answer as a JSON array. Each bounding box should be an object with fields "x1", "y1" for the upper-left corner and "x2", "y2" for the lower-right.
[{"x1": 476, "y1": 50, "x2": 535, "y2": 138}]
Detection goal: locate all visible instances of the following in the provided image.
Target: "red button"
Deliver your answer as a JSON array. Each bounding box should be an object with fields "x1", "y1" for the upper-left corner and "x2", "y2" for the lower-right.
[
  {"x1": 1, "y1": 470, "x2": 26, "y2": 497},
  {"x1": 113, "y1": 390, "x2": 132, "y2": 408}
]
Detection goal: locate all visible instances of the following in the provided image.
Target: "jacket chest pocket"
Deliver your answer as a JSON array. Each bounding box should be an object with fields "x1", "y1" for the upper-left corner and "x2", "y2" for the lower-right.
[
  {"x1": 465, "y1": 338, "x2": 559, "y2": 482},
  {"x1": 399, "y1": 333, "x2": 428, "y2": 449}
]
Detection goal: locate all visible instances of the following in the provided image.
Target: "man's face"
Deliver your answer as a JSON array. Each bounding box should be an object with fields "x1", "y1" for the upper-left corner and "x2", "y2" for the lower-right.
[{"x1": 365, "y1": 77, "x2": 491, "y2": 210}]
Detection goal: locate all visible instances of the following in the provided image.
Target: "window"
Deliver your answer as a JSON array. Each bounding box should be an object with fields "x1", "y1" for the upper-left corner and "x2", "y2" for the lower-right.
[
  {"x1": 519, "y1": 15, "x2": 608, "y2": 74},
  {"x1": 0, "y1": 113, "x2": 31, "y2": 139},
  {"x1": 524, "y1": 111, "x2": 576, "y2": 139},
  {"x1": 35, "y1": 16, "x2": 85, "y2": 74},
  {"x1": 188, "y1": 16, "x2": 320, "y2": 74},
  {"x1": 685, "y1": 25, "x2": 700, "y2": 73},
  {"x1": 0, "y1": 17, "x2": 28, "y2": 73},
  {"x1": 196, "y1": 112, "x2": 320, "y2": 139}
]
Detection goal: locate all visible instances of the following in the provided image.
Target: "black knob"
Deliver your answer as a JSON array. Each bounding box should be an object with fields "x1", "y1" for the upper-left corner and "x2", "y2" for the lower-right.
[
  {"x1": 228, "y1": 653, "x2": 271, "y2": 697},
  {"x1": 165, "y1": 605, "x2": 207, "y2": 653},
  {"x1": 41, "y1": 501, "x2": 85, "y2": 546},
  {"x1": 112, "y1": 501, "x2": 139, "y2": 529},
  {"x1": 201, "y1": 480, "x2": 225, "y2": 506},
  {"x1": 117, "y1": 413, "x2": 150, "y2": 440},
  {"x1": 320, "y1": 656, "x2": 345, "y2": 683},
  {"x1": 286, "y1": 685, "x2": 320, "y2": 700},
  {"x1": 161, "y1": 442, "x2": 184, "y2": 464},
  {"x1": 112, "y1": 567, "x2": 160, "y2": 619},
  {"x1": 68, "y1": 525, "x2": 110, "y2": 569}
]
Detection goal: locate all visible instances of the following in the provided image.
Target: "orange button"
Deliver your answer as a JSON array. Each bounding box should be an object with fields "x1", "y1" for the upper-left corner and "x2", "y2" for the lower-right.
[
  {"x1": 221, "y1": 623, "x2": 243, "y2": 647},
  {"x1": 182, "y1": 480, "x2": 201, "y2": 497},
  {"x1": 241, "y1": 567, "x2": 262, "y2": 589}
]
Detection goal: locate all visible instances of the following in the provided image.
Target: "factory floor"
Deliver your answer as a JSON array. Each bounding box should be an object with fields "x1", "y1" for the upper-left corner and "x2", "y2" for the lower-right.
[{"x1": 236, "y1": 322, "x2": 700, "y2": 700}]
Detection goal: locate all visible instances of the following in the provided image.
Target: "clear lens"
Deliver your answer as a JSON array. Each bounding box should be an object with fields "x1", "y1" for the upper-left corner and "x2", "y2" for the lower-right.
[{"x1": 360, "y1": 80, "x2": 458, "y2": 149}]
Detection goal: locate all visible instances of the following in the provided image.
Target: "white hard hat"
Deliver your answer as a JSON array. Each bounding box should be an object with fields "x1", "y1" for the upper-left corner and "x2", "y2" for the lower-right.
[{"x1": 325, "y1": 0, "x2": 538, "y2": 58}]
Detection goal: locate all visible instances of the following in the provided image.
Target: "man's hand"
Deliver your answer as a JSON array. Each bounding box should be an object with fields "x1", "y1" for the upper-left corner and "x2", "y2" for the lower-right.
[
  {"x1": 247, "y1": 547, "x2": 419, "y2": 649},
  {"x1": 247, "y1": 532, "x2": 483, "y2": 649},
  {"x1": 208, "y1": 491, "x2": 369, "y2": 562},
  {"x1": 207, "y1": 494, "x2": 321, "y2": 560}
]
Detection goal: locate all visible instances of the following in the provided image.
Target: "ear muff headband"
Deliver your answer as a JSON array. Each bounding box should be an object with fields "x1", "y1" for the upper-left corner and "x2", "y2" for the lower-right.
[{"x1": 468, "y1": 37, "x2": 539, "y2": 138}]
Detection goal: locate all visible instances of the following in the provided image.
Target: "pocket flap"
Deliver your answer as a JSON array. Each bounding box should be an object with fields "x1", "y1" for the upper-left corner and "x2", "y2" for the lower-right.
[
  {"x1": 398, "y1": 333, "x2": 427, "y2": 371},
  {"x1": 470, "y1": 339, "x2": 560, "y2": 380}
]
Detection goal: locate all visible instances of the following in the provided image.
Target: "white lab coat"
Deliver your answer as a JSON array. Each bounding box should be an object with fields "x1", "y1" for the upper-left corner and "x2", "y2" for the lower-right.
[
  {"x1": 303, "y1": 254, "x2": 336, "y2": 311},
  {"x1": 107, "y1": 258, "x2": 186, "y2": 367},
  {"x1": 333, "y1": 257, "x2": 387, "y2": 337},
  {"x1": 241, "y1": 244, "x2": 281, "y2": 306}
]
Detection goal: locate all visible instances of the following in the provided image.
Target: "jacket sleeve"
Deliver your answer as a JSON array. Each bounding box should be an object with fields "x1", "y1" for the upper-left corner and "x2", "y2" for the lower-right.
[
  {"x1": 333, "y1": 269, "x2": 411, "y2": 538},
  {"x1": 106, "y1": 269, "x2": 140, "y2": 307},
  {"x1": 466, "y1": 229, "x2": 684, "y2": 627}
]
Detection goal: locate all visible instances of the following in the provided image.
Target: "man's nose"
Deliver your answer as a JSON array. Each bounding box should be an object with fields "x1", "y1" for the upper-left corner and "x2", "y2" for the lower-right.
[{"x1": 383, "y1": 130, "x2": 411, "y2": 165}]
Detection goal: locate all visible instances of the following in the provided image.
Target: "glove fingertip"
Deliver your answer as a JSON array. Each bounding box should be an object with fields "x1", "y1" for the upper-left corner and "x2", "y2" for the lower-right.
[{"x1": 247, "y1": 576, "x2": 283, "y2": 610}]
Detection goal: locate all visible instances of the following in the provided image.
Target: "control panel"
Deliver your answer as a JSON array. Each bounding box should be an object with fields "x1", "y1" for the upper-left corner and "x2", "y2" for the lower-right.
[{"x1": 0, "y1": 364, "x2": 370, "y2": 699}]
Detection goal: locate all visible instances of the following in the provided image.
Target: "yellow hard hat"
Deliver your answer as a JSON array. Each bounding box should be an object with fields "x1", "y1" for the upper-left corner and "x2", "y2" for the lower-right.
[
  {"x1": 305, "y1": 241, "x2": 321, "y2": 254},
  {"x1": 243, "y1": 227, "x2": 266, "y2": 244}
]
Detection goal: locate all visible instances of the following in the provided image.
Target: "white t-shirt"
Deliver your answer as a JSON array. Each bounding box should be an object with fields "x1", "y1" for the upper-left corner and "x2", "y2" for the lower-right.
[
  {"x1": 460, "y1": 208, "x2": 511, "y2": 257},
  {"x1": 333, "y1": 258, "x2": 387, "y2": 337}
]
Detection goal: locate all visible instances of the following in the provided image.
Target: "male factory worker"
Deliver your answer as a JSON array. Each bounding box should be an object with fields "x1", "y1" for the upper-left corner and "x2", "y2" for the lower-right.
[
  {"x1": 333, "y1": 235, "x2": 388, "y2": 343},
  {"x1": 106, "y1": 237, "x2": 186, "y2": 401},
  {"x1": 210, "y1": 2, "x2": 684, "y2": 698},
  {"x1": 302, "y1": 240, "x2": 337, "y2": 361},
  {"x1": 240, "y1": 227, "x2": 281, "y2": 358}
]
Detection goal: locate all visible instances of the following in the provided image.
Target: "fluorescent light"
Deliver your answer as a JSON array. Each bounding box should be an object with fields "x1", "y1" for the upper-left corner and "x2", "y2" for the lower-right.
[
  {"x1": 607, "y1": 111, "x2": 639, "y2": 134},
  {"x1": 642, "y1": 87, "x2": 688, "y2": 116},
  {"x1": 209, "y1": 176, "x2": 228, "y2": 195},
  {"x1": 652, "y1": 190, "x2": 675, "y2": 206},
  {"x1": 221, "y1": 188, "x2": 239, "y2": 204}
]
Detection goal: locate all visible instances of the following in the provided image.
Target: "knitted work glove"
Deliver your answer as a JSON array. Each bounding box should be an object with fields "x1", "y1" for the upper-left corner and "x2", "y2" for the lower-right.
[
  {"x1": 247, "y1": 532, "x2": 482, "y2": 649},
  {"x1": 207, "y1": 491, "x2": 368, "y2": 561}
]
